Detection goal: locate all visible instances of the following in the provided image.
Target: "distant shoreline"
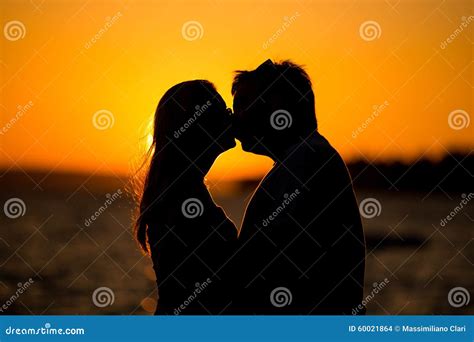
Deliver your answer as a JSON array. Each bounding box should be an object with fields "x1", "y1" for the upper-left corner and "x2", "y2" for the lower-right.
[{"x1": 0, "y1": 151, "x2": 471, "y2": 193}]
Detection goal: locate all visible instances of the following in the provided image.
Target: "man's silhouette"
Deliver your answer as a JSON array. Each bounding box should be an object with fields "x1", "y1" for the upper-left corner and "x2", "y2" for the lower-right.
[{"x1": 230, "y1": 60, "x2": 366, "y2": 314}]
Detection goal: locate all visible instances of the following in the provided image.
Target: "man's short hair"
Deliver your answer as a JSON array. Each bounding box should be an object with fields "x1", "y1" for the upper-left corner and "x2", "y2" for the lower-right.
[{"x1": 231, "y1": 59, "x2": 317, "y2": 131}]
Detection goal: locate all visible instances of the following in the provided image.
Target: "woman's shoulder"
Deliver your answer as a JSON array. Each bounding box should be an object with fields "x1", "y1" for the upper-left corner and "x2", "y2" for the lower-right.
[{"x1": 147, "y1": 185, "x2": 237, "y2": 239}]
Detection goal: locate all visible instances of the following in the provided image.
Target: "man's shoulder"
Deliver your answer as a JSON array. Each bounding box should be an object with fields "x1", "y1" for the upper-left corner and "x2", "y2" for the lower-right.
[{"x1": 283, "y1": 133, "x2": 346, "y2": 175}]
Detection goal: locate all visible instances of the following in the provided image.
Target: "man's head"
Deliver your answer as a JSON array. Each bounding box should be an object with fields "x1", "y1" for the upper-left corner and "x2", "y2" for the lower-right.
[{"x1": 231, "y1": 59, "x2": 317, "y2": 158}]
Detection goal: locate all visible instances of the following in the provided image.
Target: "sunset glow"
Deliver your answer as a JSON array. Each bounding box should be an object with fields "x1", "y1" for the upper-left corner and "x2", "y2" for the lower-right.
[{"x1": 1, "y1": 0, "x2": 472, "y2": 180}]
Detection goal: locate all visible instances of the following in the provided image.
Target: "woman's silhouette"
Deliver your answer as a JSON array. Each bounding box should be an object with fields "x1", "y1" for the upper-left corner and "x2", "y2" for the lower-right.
[{"x1": 134, "y1": 80, "x2": 238, "y2": 314}]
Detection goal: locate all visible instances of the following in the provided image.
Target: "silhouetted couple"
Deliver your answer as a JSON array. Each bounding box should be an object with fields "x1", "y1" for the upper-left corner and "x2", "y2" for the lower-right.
[{"x1": 134, "y1": 59, "x2": 366, "y2": 315}]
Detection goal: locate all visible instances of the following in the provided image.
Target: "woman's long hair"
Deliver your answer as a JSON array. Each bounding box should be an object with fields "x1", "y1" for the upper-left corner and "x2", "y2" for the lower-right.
[{"x1": 133, "y1": 80, "x2": 221, "y2": 254}]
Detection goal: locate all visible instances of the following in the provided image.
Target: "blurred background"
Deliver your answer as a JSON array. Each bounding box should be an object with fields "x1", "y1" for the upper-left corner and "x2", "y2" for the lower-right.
[{"x1": 0, "y1": 0, "x2": 472, "y2": 314}]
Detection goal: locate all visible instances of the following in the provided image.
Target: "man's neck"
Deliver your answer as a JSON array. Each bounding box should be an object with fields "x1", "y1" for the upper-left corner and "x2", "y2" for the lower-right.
[{"x1": 268, "y1": 132, "x2": 320, "y2": 163}]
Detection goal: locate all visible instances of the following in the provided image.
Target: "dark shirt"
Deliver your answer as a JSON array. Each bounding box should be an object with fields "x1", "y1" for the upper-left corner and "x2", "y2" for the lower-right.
[
  {"x1": 148, "y1": 185, "x2": 238, "y2": 315},
  {"x1": 232, "y1": 133, "x2": 366, "y2": 314}
]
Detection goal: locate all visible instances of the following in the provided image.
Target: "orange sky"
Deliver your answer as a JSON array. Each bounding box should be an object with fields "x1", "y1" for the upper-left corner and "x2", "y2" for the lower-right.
[{"x1": 0, "y1": 0, "x2": 472, "y2": 181}]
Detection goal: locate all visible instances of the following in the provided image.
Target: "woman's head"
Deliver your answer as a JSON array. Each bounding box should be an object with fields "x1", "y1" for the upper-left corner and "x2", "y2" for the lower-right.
[
  {"x1": 153, "y1": 80, "x2": 235, "y2": 165},
  {"x1": 134, "y1": 80, "x2": 235, "y2": 253}
]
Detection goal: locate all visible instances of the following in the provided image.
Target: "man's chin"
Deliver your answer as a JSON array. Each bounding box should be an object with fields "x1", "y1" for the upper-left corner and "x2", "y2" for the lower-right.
[
  {"x1": 236, "y1": 138, "x2": 251, "y2": 152},
  {"x1": 240, "y1": 140, "x2": 258, "y2": 153},
  {"x1": 237, "y1": 135, "x2": 260, "y2": 151},
  {"x1": 239, "y1": 139, "x2": 270, "y2": 157},
  {"x1": 227, "y1": 139, "x2": 237, "y2": 150}
]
